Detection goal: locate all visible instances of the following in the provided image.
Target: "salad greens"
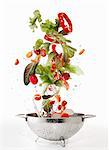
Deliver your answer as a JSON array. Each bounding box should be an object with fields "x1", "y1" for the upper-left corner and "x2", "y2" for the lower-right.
[{"x1": 22, "y1": 10, "x2": 84, "y2": 117}]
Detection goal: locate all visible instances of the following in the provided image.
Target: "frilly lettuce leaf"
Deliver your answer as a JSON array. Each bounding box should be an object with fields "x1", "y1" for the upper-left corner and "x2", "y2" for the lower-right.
[{"x1": 29, "y1": 10, "x2": 42, "y2": 32}]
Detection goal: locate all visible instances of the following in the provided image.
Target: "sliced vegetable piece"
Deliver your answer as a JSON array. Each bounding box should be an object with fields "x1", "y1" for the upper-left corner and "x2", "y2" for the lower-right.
[
  {"x1": 14, "y1": 59, "x2": 19, "y2": 65},
  {"x1": 55, "y1": 95, "x2": 61, "y2": 102},
  {"x1": 33, "y1": 39, "x2": 43, "y2": 49},
  {"x1": 29, "y1": 74, "x2": 38, "y2": 84},
  {"x1": 49, "y1": 100, "x2": 55, "y2": 105},
  {"x1": 34, "y1": 49, "x2": 40, "y2": 55},
  {"x1": 26, "y1": 51, "x2": 33, "y2": 58},
  {"x1": 79, "y1": 49, "x2": 85, "y2": 55},
  {"x1": 55, "y1": 19, "x2": 60, "y2": 31},
  {"x1": 42, "y1": 95, "x2": 52, "y2": 99},
  {"x1": 64, "y1": 64, "x2": 83, "y2": 75},
  {"x1": 63, "y1": 80, "x2": 69, "y2": 90},
  {"x1": 41, "y1": 42, "x2": 50, "y2": 54},
  {"x1": 62, "y1": 72, "x2": 70, "y2": 80},
  {"x1": 29, "y1": 10, "x2": 42, "y2": 32},
  {"x1": 61, "y1": 113, "x2": 70, "y2": 118},
  {"x1": 62, "y1": 100, "x2": 67, "y2": 106},
  {"x1": 54, "y1": 72, "x2": 60, "y2": 80},
  {"x1": 58, "y1": 105, "x2": 62, "y2": 110},
  {"x1": 34, "y1": 94, "x2": 41, "y2": 100},
  {"x1": 42, "y1": 99, "x2": 53, "y2": 113},
  {"x1": 62, "y1": 44, "x2": 77, "y2": 63},
  {"x1": 44, "y1": 34, "x2": 59, "y2": 43},
  {"x1": 52, "y1": 44, "x2": 57, "y2": 53},
  {"x1": 40, "y1": 49, "x2": 46, "y2": 57},
  {"x1": 58, "y1": 13, "x2": 72, "y2": 33},
  {"x1": 24, "y1": 63, "x2": 38, "y2": 85}
]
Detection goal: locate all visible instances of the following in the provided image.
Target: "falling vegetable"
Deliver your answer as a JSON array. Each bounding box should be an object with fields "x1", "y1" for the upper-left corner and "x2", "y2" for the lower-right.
[
  {"x1": 79, "y1": 49, "x2": 85, "y2": 55},
  {"x1": 14, "y1": 59, "x2": 19, "y2": 65},
  {"x1": 34, "y1": 94, "x2": 41, "y2": 101},
  {"x1": 20, "y1": 10, "x2": 84, "y2": 117},
  {"x1": 26, "y1": 51, "x2": 33, "y2": 58},
  {"x1": 29, "y1": 74, "x2": 38, "y2": 84},
  {"x1": 58, "y1": 13, "x2": 72, "y2": 33}
]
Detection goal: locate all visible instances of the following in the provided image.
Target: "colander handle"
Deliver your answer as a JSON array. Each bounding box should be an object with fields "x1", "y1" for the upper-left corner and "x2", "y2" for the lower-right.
[
  {"x1": 16, "y1": 114, "x2": 27, "y2": 121},
  {"x1": 83, "y1": 114, "x2": 96, "y2": 119}
]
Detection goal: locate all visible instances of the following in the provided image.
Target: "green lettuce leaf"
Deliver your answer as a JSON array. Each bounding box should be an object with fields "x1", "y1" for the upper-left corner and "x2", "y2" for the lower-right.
[
  {"x1": 62, "y1": 44, "x2": 77, "y2": 63},
  {"x1": 64, "y1": 64, "x2": 83, "y2": 75},
  {"x1": 29, "y1": 10, "x2": 42, "y2": 32},
  {"x1": 42, "y1": 99, "x2": 52, "y2": 113},
  {"x1": 40, "y1": 19, "x2": 57, "y2": 34},
  {"x1": 35, "y1": 65, "x2": 54, "y2": 84},
  {"x1": 41, "y1": 42, "x2": 50, "y2": 54},
  {"x1": 33, "y1": 39, "x2": 43, "y2": 49}
]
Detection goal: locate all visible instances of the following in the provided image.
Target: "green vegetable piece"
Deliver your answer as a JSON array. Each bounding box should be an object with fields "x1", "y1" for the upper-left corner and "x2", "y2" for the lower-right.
[
  {"x1": 41, "y1": 42, "x2": 50, "y2": 54},
  {"x1": 35, "y1": 64, "x2": 54, "y2": 84},
  {"x1": 24, "y1": 63, "x2": 38, "y2": 85},
  {"x1": 33, "y1": 39, "x2": 43, "y2": 49},
  {"x1": 54, "y1": 80, "x2": 62, "y2": 87},
  {"x1": 42, "y1": 99, "x2": 52, "y2": 113},
  {"x1": 55, "y1": 19, "x2": 60, "y2": 31},
  {"x1": 40, "y1": 75, "x2": 53, "y2": 84},
  {"x1": 62, "y1": 44, "x2": 77, "y2": 63},
  {"x1": 40, "y1": 19, "x2": 57, "y2": 34},
  {"x1": 29, "y1": 10, "x2": 42, "y2": 32},
  {"x1": 64, "y1": 64, "x2": 83, "y2": 75},
  {"x1": 35, "y1": 64, "x2": 44, "y2": 75},
  {"x1": 47, "y1": 52, "x2": 55, "y2": 65}
]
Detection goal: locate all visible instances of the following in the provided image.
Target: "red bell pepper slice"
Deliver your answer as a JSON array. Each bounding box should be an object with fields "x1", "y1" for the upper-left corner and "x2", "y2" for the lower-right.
[
  {"x1": 58, "y1": 13, "x2": 73, "y2": 33},
  {"x1": 44, "y1": 34, "x2": 59, "y2": 43}
]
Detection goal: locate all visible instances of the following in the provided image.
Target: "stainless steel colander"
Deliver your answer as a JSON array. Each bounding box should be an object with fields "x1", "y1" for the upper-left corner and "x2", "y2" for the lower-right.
[{"x1": 17, "y1": 113, "x2": 95, "y2": 147}]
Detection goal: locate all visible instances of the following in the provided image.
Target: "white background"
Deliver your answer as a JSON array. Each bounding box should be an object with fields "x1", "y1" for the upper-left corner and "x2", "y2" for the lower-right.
[{"x1": 0, "y1": 0, "x2": 108, "y2": 150}]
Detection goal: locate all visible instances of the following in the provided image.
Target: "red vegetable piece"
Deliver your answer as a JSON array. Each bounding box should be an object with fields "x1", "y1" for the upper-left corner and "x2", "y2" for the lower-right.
[
  {"x1": 50, "y1": 63, "x2": 56, "y2": 72},
  {"x1": 62, "y1": 100, "x2": 67, "y2": 106},
  {"x1": 50, "y1": 100, "x2": 55, "y2": 105},
  {"x1": 40, "y1": 49, "x2": 46, "y2": 57},
  {"x1": 34, "y1": 49, "x2": 40, "y2": 55},
  {"x1": 52, "y1": 63, "x2": 56, "y2": 69},
  {"x1": 61, "y1": 113, "x2": 70, "y2": 118},
  {"x1": 54, "y1": 72, "x2": 60, "y2": 80},
  {"x1": 29, "y1": 74, "x2": 38, "y2": 84},
  {"x1": 14, "y1": 59, "x2": 19, "y2": 65},
  {"x1": 62, "y1": 106, "x2": 66, "y2": 111},
  {"x1": 55, "y1": 95, "x2": 61, "y2": 102},
  {"x1": 58, "y1": 105, "x2": 62, "y2": 110},
  {"x1": 79, "y1": 49, "x2": 85, "y2": 55},
  {"x1": 58, "y1": 13, "x2": 72, "y2": 33},
  {"x1": 63, "y1": 80, "x2": 69, "y2": 90},
  {"x1": 44, "y1": 35, "x2": 59, "y2": 43},
  {"x1": 62, "y1": 73, "x2": 70, "y2": 80},
  {"x1": 34, "y1": 94, "x2": 41, "y2": 101},
  {"x1": 52, "y1": 44, "x2": 56, "y2": 53}
]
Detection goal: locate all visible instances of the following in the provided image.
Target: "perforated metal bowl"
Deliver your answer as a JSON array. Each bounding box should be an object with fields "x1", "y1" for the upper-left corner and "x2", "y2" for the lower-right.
[{"x1": 17, "y1": 113, "x2": 95, "y2": 147}]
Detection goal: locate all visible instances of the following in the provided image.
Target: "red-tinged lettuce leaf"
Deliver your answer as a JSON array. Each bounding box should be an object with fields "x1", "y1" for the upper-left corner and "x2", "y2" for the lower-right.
[{"x1": 24, "y1": 63, "x2": 38, "y2": 85}]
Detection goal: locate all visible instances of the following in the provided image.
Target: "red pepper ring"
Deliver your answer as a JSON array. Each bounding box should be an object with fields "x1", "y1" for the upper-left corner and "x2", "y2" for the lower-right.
[
  {"x1": 58, "y1": 13, "x2": 73, "y2": 33},
  {"x1": 44, "y1": 34, "x2": 59, "y2": 44}
]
